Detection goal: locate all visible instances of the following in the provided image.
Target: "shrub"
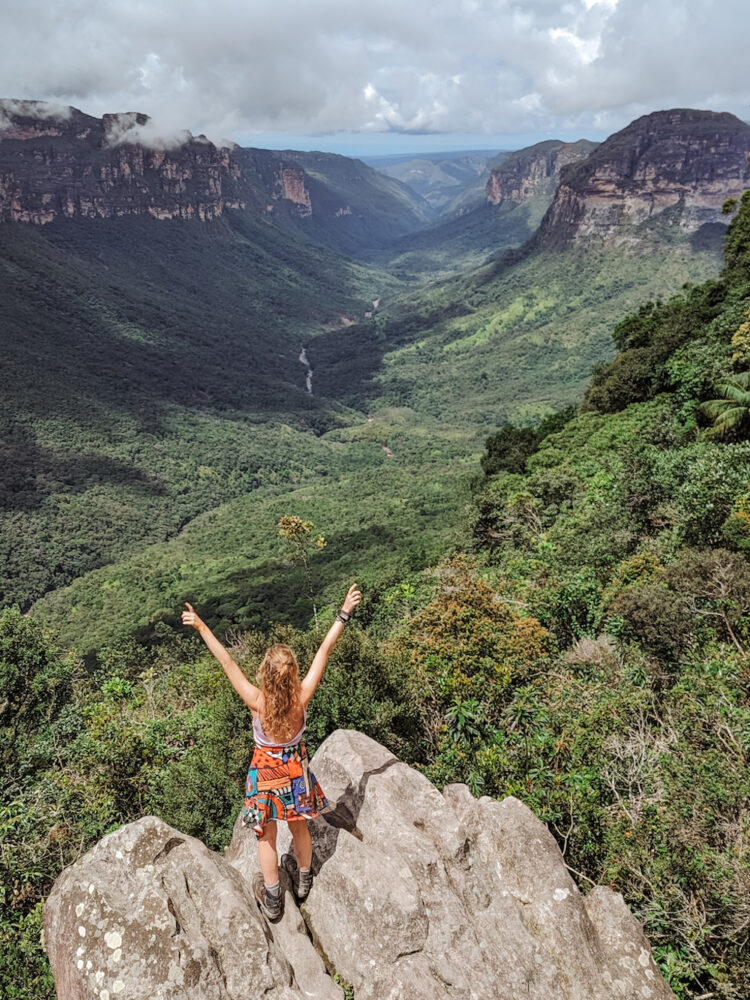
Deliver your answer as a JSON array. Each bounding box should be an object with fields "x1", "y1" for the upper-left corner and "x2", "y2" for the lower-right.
[
  {"x1": 405, "y1": 554, "x2": 549, "y2": 728},
  {"x1": 609, "y1": 582, "x2": 694, "y2": 664}
]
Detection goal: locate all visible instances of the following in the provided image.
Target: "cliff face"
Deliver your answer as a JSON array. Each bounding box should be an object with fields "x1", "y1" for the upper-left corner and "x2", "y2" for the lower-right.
[
  {"x1": 536, "y1": 109, "x2": 750, "y2": 246},
  {"x1": 275, "y1": 166, "x2": 312, "y2": 216},
  {"x1": 0, "y1": 101, "x2": 246, "y2": 224},
  {"x1": 43, "y1": 730, "x2": 677, "y2": 1000},
  {"x1": 0, "y1": 101, "x2": 431, "y2": 252},
  {"x1": 485, "y1": 139, "x2": 597, "y2": 206}
]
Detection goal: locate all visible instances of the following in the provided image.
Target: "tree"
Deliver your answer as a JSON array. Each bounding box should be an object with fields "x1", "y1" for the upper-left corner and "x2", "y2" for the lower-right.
[
  {"x1": 700, "y1": 371, "x2": 750, "y2": 438},
  {"x1": 406, "y1": 554, "x2": 549, "y2": 743},
  {"x1": 0, "y1": 607, "x2": 74, "y2": 776},
  {"x1": 277, "y1": 515, "x2": 326, "y2": 631}
]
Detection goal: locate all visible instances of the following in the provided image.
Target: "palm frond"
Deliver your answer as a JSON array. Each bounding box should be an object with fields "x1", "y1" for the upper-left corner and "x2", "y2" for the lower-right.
[
  {"x1": 700, "y1": 399, "x2": 734, "y2": 419},
  {"x1": 715, "y1": 381, "x2": 750, "y2": 407},
  {"x1": 705, "y1": 406, "x2": 749, "y2": 437},
  {"x1": 702, "y1": 370, "x2": 750, "y2": 437}
]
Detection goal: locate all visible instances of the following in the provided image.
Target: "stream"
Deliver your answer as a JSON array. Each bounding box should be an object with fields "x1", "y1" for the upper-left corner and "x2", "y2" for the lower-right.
[
  {"x1": 298, "y1": 297, "x2": 379, "y2": 395},
  {"x1": 298, "y1": 347, "x2": 313, "y2": 394}
]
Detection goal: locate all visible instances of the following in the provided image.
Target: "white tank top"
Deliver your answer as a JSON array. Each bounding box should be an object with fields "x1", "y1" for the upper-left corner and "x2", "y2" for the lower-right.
[{"x1": 252, "y1": 705, "x2": 307, "y2": 747}]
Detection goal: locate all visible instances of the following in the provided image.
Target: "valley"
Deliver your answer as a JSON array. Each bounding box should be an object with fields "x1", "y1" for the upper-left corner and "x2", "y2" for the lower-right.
[
  {"x1": 2, "y1": 103, "x2": 748, "y2": 651},
  {"x1": 3, "y1": 97, "x2": 750, "y2": 1000}
]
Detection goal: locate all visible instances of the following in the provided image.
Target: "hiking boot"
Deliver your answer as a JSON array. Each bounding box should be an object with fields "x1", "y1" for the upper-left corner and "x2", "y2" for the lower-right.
[
  {"x1": 253, "y1": 872, "x2": 282, "y2": 921},
  {"x1": 281, "y1": 853, "x2": 314, "y2": 902}
]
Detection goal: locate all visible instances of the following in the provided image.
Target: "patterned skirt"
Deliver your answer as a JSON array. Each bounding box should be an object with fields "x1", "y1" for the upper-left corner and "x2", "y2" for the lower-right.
[{"x1": 242, "y1": 739, "x2": 327, "y2": 838}]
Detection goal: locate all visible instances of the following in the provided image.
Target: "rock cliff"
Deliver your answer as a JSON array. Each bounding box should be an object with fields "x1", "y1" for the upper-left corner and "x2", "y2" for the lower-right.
[
  {"x1": 44, "y1": 730, "x2": 676, "y2": 1000},
  {"x1": 536, "y1": 109, "x2": 750, "y2": 247},
  {"x1": 0, "y1": 100, "x2": 246, "y2": 224},
  {"x1": 0, "y1": 100, "x2": 430, "y2": 251},
  {"x1": 275, "y1": 166, "x2": 313, "y2": 216},
  {"x1": 485, "y1": 139, "x2": 597, "y2": 207}
]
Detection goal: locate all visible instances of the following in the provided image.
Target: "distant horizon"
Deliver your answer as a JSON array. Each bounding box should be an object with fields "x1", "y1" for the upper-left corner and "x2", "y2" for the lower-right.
[
  {"x1": 231, "y1": 128, "x2": 610, "y2": 159},
  {"x1": 2, "y1": 94, "x2": 747, "y2": 161},
  {"x1": 0, "y1": 95, "x2": 609, "y2": 157}
]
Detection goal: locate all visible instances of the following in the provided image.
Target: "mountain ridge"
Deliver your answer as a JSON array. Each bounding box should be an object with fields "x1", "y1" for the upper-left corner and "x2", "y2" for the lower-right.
[
  {"x1": 536, "y1": 108, "x2": 750, "y2": 247},
  {"x1": 485, "y1": 138, "x2": 598, "y2": 207},
  {"x1": 0, "y1": 99, "x2": 431, "y2": 253}
]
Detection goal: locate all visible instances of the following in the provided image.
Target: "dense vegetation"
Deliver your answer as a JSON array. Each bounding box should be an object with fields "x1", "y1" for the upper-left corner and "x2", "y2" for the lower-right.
[
  {"x1": 2, "y1": 105, "x2": 749, "y2": 999},
  {"x1": 364, "y1": 198, "x2": 545, "y2": 279},
  {"x1": 313, "y1": 231, "x2": 724, "y2": 428},
  {"x1": 3, "y1": 192, "x2": 748, "y2": 999},
  {"x1": 0, "y1": 213, "x2": 400, "y2": 610}
]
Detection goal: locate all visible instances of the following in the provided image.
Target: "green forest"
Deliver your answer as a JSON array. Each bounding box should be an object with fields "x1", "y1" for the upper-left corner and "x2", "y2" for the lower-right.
[
  {"x1": 0, "y1": 192, "x2": 750, "y2": 1000},
  {"x1": 1, "y1": 100, "x2": 750, "y2": 1000}
]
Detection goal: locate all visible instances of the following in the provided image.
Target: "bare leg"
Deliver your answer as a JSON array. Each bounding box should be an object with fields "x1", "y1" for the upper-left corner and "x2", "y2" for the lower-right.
[
  {"x1": 289, "y1": 819, "x2": 312, "y2": 870},
  {"x1": 257, "y1": 821, "x2": 279, "y2": 885}
]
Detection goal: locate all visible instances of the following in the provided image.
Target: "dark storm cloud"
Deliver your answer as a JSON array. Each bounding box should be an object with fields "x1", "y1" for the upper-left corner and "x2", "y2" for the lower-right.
[{"x1": 1, "y1": 0, "x2": 747, "y2": 143}]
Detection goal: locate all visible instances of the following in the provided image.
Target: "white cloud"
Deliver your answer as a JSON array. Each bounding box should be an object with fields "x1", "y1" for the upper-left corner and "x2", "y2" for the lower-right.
[{"x1": 0, "y1": 0, "x2": 747, "y2": 144}]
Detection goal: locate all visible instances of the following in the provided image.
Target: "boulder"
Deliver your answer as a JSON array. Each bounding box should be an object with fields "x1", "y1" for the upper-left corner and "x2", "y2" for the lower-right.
[
  {"x1": 227, "y1": 730, "x2": 675, "y2": 1000},
  {"x1": 44, "y1": 814, "x2": 309, "y2": 1000},
  {"x1": 45, "y1": 730, "x2": 676, "y2": 1000}
]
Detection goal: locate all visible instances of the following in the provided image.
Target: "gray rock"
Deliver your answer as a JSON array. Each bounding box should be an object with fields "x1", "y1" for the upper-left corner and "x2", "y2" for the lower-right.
[
  {"x1": 44, "y1": 814, "x2": 305, "y2": 1000},
  {"x1": 45, "y1": 730, "x2": 676, "y2": 1000},
  {"x1": 585, "y1": 886, "x2": 673, "y2": 999},
  {"x1": 245, "y1": 729, "x2": 673, "y2": 1000},
  {"x1": 224, "y1": 811, "x2": 342, "y2": 1000}
]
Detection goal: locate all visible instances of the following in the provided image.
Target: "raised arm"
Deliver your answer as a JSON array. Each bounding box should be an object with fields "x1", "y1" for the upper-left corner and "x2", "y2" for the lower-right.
[
  {"x1": 181, "y1": 602, "x2": 261, "y2": 711},
  {"x1": 300, "y1": 583, "x2": 362, "y2": 708}
]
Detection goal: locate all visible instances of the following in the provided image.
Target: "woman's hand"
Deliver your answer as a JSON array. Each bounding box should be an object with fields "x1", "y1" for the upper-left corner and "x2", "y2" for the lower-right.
[
  {"x1": 182, "y1": 602, "x2": 205, "y2": 631},
  {"x1": 341, "y1": 583, "x2": 362, "y2": 615}
]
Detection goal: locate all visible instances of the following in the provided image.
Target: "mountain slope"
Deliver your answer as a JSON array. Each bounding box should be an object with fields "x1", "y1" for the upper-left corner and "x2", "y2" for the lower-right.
[
  {"x1": 0, "y1": 210, "x2": 394, "y2": 609},
  {"x1": 537, "y1": 109, "x2": 750, "y2": 247},
  {"x1": 371, "y1": 150, "x2": 500, "y2": 213},
  {"x1": 367, "y1": 139, "x2": 597, "y2": 278},
  {"x1": 256, "y1": 148, "x2": 435, "y2": 254},
  {"x1": 320, "y1": 110, "x2": 750, "y2": 418},
  {"x1": 0, "y1": 99, "x2": 433, "y2": 255}
]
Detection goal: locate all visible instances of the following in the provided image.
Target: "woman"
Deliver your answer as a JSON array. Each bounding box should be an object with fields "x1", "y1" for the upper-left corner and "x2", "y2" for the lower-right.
[{"x1": 182, "y1": 582, "x2": 362, "y2": 920}]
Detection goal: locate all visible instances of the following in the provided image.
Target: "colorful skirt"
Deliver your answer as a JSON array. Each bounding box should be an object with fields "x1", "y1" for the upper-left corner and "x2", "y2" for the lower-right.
[{"x1": 242, "y1": 739, "x2": 327, "y2": 838}]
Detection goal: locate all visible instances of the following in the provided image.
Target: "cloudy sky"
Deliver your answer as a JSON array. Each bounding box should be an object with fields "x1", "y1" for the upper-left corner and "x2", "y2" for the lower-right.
[{"x1": 2, "y1": 0, "x2": 747, "y2": 155}]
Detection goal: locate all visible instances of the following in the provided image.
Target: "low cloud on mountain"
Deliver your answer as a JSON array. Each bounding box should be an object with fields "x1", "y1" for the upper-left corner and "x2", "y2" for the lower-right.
[{"x1": 1, "y1": 0, "x2": 747, "y2": 146}]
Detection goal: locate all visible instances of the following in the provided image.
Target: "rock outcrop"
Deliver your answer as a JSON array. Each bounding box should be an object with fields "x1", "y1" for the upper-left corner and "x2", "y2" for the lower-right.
[
  {"x1": 536, "y1": 109, "x2": 750, "y2": 247},
  {"x1": 0, "y1": 100, "x2": 246, "y2": 224},
  {"x1": 275, "y1": 166, "x2": 312, "y2": 216},
  {"x1": 485, "y1": 139, "x2": 597, "y2": 207},
  {"x1": 44, "y1": 730, "x2": 676, "y2": 1000},
  {"x1": 0, "y1": 100, "x2": 431, "y2": 250}
]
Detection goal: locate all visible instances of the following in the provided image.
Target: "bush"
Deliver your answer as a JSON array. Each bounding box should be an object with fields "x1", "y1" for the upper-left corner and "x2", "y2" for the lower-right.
[{"x1": 609, "y1": 582, "x2": 694, "y2": 664}]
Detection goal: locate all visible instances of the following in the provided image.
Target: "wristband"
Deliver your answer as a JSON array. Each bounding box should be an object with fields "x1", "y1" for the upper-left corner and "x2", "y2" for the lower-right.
[{"x1": 335, "y1": 608, "x2": 351, "y2": 624}]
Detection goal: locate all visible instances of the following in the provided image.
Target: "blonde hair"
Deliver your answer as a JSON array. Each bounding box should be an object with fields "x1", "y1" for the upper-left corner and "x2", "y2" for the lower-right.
[{"x1": 259, "y1": 644, "x2": 302, "y2": 742}]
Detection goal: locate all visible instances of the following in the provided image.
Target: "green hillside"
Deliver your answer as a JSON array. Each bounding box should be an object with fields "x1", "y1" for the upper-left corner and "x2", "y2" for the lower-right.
[
  {"x1": 30, "y1": 406, "x2": 478, "y2": 653},
  {"x1": 0, "y1": 213, "x2": 398, "y2": 608},
  {"x1": 364, "y1": 198, "x2": 545, "y2": 279},
  {"x1": 312, "y1": 228, "x2": 725, "y2": 425},
  {"x1": 17, "y1": 198, "x2": 729, "y2": 652},
  {"x1": 5, "y1": 191, "x2": 749, "y2": 1000}
]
